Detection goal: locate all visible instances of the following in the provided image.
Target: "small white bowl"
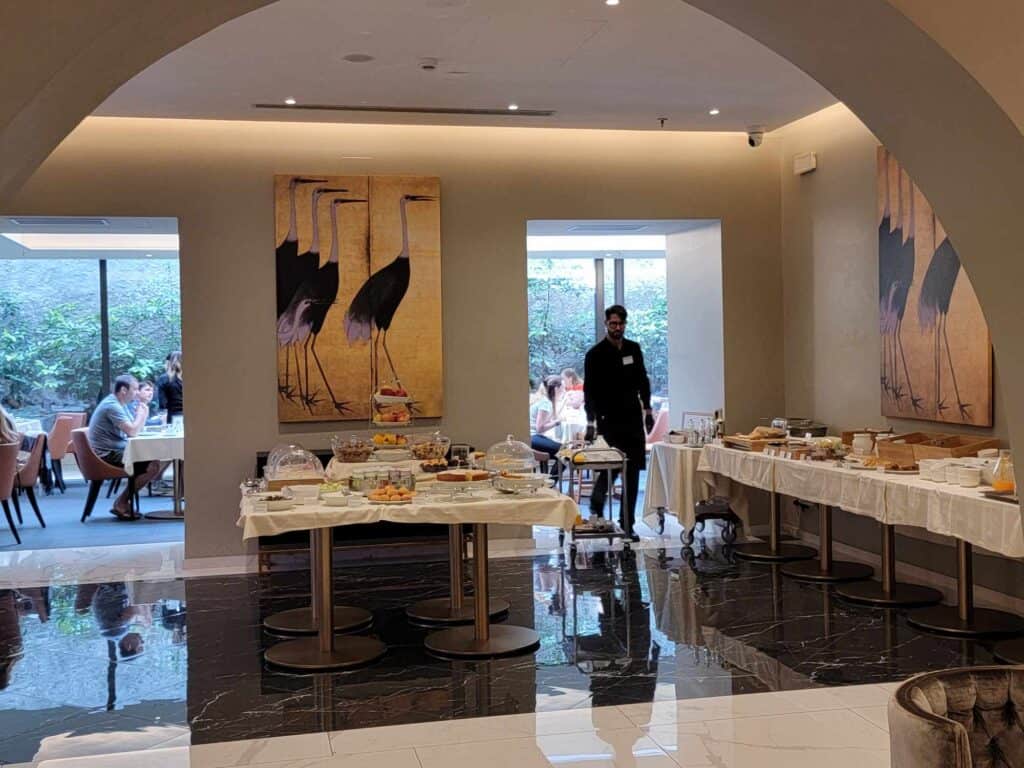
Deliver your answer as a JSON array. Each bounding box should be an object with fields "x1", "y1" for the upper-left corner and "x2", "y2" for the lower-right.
[
  {"x1": 267, "y1": 499, "x2": 294, "y2": 511},
  {"x1": 958, "y1": 467, "x2": 982, "y2": 488},
  {"x1": 322, "y1": 492, "x2": 350, "y2": 507}
]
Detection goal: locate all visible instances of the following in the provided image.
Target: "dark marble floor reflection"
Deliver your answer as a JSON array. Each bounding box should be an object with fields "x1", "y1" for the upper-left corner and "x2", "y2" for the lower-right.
[{"x1": 0, "y1": 542, "x2": 1003, "y2": 763}]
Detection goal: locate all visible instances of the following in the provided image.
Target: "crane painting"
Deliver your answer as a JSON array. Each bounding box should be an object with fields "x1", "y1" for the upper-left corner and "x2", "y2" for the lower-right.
[
  {"x1": 876, "y1": 148, "x2": 992, "y2": 427},
  {"x1": 274, "y1": 174, "x2": 442, "y2": 424}
]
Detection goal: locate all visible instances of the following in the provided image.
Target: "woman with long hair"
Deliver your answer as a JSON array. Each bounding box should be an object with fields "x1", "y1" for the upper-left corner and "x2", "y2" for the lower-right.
[
  {"x1": 156, "y1": 351, "x2": 184, "y2": 423},
  {"x1": 530, "y1": 375, "x2": 564, "y2": 470}
]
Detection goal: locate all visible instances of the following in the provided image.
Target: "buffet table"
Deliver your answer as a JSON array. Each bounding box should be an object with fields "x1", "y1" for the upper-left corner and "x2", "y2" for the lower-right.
[
  {"x1": 239, "y1": 487, "x2": 577, "y2": 668},
  {"x1": 642, "y1": 443, "x2": 711, "y2": 531},
  {"x1": 699, "y1": 442, "x2": 1024, "y2": 636},
  {"x1": 124, "y1": 427, "x2": 185, "y2": 520}
]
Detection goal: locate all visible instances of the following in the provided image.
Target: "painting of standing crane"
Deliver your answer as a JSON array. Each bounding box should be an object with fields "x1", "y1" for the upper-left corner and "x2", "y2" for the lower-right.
[
  {"x1": 275, "y1": 174, "x2": 442, "y2": 424},
  {"x1": 877, "y1": 148, "x2": 992, "y2": 427}
]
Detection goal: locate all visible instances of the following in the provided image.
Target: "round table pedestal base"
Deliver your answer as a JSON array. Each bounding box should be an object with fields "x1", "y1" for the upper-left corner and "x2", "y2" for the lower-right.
[
  {"x1": 907, "y1": 605, "x2": 1024, "y2": 638},
  {"x1": 836, "y1": 580, "x2": 943, "y2": 608},
  {"x1": 263, "y1": 606, "x2": 373, "y2": 635},
  {"x1": 780, "y1": 559, "x2": 874, "y2": 583},
  {"x1": 993, "y1": 637, "x2": 1024, "y2": 664},
  {"x1": 425, "y1": 624, "x2": 540, "y2": 659},
  {"x1": 265, "y1": 636, "x2": 386, "y2": 671},
  {"x1": 733, "y1": 541, "x2": 817, "y2": 563},
  {"x1": 143, "y1": 510, "x2": 185, "y2": 521},
  {"x1": 406, "y1": 597, "x2": 510, "y2": 626}
]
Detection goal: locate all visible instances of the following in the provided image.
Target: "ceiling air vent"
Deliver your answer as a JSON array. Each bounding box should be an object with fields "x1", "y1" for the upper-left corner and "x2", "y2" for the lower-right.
[
  {"x1": 253, "y1": 103, "x2": 554, "y2": 117},
  {"x1": 568, "y1": 224, "x2": 649, "y2": 233},
  {"x1": 7, "y1": 217, "x2": 110, "y2": 228}
]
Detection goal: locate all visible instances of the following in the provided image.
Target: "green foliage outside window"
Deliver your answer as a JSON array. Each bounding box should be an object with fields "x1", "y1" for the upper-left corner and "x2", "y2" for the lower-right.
[{"x1": 0, "y1": 261, "x2": 181, "y2": 414}]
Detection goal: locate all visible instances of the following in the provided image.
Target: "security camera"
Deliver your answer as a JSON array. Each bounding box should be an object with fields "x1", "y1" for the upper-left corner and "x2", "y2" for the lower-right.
[
  {"x1": 747, "y1": 126, "x2": 765, "y2": 148},
  {"x1": 420, "y1": 57, "x2": 439, "y2": 71}
]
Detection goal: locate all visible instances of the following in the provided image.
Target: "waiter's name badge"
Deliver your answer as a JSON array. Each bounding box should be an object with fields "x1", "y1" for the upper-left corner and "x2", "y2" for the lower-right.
[{"x1": 622, "y1": 356, "x2": 634, "y2": 365}]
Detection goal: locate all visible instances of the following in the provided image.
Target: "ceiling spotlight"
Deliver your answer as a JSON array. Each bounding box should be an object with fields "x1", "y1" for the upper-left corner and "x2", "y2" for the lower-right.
[
  {"x1": 606, "y1": 0, "x2": 620, "y2": 5},
  {"x1": 284, "y1": 97, "x2": 297, "y2": 105},
  {"x1": 508, "y1": 103, "x2": 519, "y2": 111},
  {"x1": 708, "y1": 108, "x2": 720, "y2": 116}
]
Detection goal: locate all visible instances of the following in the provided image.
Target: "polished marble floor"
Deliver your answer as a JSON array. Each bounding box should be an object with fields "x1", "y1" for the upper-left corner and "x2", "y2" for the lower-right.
[{"x1": 0, "y1": 537, "x2": 1001, "y2": 765}]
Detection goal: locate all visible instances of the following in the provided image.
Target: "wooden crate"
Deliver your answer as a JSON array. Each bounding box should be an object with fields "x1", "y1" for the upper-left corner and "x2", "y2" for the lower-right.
[
  {"x1": 723, "y1": 435, "x2": 787, "y2": 452},
  {"x1": 913, "y1": 436, "x2": 1002, "y2": 460},
  {"x1": 875, "y1": 432, "x2": 940, "y2": 468},
  {"x1": 840, "y1": 428, "x2": 894, "y2": 447},
  {"x1": 266, "y1": 476, "x2": 323, "y2": 492}
]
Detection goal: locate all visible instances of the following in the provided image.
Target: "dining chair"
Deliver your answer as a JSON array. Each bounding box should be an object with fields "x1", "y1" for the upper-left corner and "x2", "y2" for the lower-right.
[
  {"x1": 0, "y1": 442, "x2": 22, "y2": 544},
  {"x1": 70, "y1": 429, "x2": 133, "y2": 522},
  {"x1": 46, "y1": 415, "x2": 76, "y2": 493},
  {"x1": 15, "y1": 434, "x2": 47, "y2": 529}
]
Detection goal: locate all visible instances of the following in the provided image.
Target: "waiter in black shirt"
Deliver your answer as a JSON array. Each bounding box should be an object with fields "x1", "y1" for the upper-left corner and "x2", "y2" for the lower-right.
[{"x1": 583, "y1": 305, "x2": 653, "y2": 541}]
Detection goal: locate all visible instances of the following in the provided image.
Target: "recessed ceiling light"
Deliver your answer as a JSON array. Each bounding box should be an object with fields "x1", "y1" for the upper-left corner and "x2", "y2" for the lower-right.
[
  {"x1": 284, "y1": 97, "x2": 297, "y2": 105},
  {"x1": 606, "y1": 0, "x2": 620, "y2": 6},
  {"x1": 708, "y1": 108, "x2": 720, "y2": 116},
  {"x1": 343, "y1": 53, "x2": 375, "y2": 63},
  {"x1": 508, "y1": 103, "x2": 519, "y2": 111}
]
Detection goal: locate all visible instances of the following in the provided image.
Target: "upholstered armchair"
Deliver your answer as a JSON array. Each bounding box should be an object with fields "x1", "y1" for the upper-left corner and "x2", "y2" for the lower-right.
[{"x1": 889, "y1": 666, "x2": 1024, "y2": 768}]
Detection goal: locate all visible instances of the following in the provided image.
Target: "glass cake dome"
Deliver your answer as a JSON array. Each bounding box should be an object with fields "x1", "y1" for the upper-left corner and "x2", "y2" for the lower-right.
[
  {"x1": 266, "y1": 443, "x2": 324, "y2": 480},
  {"x1": 484, "y1": 434, "x2": 538, "y2": 474}
]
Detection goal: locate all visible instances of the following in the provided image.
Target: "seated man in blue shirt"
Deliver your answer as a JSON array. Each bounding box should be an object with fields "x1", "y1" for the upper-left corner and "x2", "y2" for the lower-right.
[{"x1": 88, "y1": 375, "x2": 162, "y2": 520}]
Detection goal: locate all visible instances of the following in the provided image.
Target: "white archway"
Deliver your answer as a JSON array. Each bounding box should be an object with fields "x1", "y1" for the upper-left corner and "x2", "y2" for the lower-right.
[{"x1": 1, "y1": 0, "x2": 1023, "y2": 518}]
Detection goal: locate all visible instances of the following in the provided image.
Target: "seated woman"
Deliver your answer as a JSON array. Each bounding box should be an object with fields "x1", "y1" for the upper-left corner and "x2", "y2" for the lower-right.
[
  {"x1": 156, "y1": 351, "x2": 183, "y2": 424},
  {"x1": 530, "y1": 376, "x2": 564, "y2": 473}
]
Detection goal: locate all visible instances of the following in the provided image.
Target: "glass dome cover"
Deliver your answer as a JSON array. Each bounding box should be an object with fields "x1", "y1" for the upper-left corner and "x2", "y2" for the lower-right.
[
  {"x1": 267, "y1": 444, "x2": 324, "y2": 480},
  {"x1": 484, "y1": 434, "x2": 537, "y2": 474}
]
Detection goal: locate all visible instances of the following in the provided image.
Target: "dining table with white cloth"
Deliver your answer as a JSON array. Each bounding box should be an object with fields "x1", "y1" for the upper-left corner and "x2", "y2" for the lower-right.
[
  {"x1": 124, "y1": 427, "x2": 185, "y2": 519},
  {"x1": 239, "y1": 486, "x2": 578, "y2": 664}
]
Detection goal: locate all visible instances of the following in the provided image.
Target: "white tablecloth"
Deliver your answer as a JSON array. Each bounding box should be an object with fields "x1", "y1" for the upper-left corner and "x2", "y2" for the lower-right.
[
  {"x1": 14, "y1": 418, "x2": 43, "y2": 435},
  {"x1": 698, "y1": 444, "x2": 774, "y2": 492},
  {"x1": 643, "y1": 443, "x2": 711, "y2": 529},
  {"x1": 698, "y1": 443, "x2": 1024, "y2": 558},
  {"x1": 238, "y1": 487, "x2": 579, "y2": 540},
  {"x1": 123, "y1": 431, "x2": 184, "y2": 465}
]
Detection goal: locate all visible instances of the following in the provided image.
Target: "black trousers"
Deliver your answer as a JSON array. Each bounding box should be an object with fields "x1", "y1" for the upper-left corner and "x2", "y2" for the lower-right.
[{"x1": 588, "y1": 419, "x2": 645, "y2": 533}]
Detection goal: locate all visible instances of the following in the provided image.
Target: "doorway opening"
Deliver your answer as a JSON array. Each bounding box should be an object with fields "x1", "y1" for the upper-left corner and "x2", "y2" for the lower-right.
[
  {"x1": 0, "y1": 216, "x2": 184, "y2": 551},
  {"x1": 526, "y1": 219, "x2": 724, "y2": 537}
]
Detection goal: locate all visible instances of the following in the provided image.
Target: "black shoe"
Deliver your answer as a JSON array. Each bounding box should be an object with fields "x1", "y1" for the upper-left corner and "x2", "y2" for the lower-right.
[{"x1": 628, "y1": 533, "x2": 640, "y2": 542}]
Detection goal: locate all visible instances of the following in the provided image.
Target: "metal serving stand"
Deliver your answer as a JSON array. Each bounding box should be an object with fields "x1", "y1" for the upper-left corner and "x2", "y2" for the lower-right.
[{"x1": 558, "y1": 446, "x2": 631, "y2": 559}]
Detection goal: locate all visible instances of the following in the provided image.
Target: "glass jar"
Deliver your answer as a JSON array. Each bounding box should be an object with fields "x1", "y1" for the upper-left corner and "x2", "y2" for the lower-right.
[
  {"x1": 266, "y1": 444, "x2": 324, "y2": 481},
  {"x1": 484, "y1": 435, "x2": 537, "y2": 474},
  {"x1": 993, "y1": 450, "x2": 1015, "y2": 493}
]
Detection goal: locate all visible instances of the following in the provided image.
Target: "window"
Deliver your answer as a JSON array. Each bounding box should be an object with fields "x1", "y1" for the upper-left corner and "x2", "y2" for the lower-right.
[
  {"x1": 0, "y1": 218, "x2": 181, "y2": 421},
  {"x1": 623, "y1": 259, "x2": 668, "y2": 397}
]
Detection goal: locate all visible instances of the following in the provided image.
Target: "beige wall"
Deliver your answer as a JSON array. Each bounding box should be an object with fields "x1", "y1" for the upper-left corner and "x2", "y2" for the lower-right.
[
  {"x1": 776, "y1": 104, "x2": 1008, "y2": 439},
  {"x1": 7, "y1": 116, "x2": 784, "y2": 557}
]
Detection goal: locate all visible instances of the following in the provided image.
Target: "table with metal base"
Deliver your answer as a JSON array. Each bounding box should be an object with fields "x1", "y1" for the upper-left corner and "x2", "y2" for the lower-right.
[
  {"x1": 781, "y1": 504, "x2": 874, "y2": 582},
  {"x1": 993, "y1": 637, "x2": 1024, "y2": 664},
  {"x1": 406, "y1": 525, "x2": 510, "y2": 625},
  {"x1": 425, "y1": 523, "x2": 540, "y2": 658},
  {"x1": 733, "y1": 492, "x2": 817, "y2": 563},
  {"x1": 265, "y1": 527, "x2": 386, "y2": 670},
  {"x1": 144, "y1": 459, "x2": 186, "y2": 521},
  {"x1": 907, "y1": 539, "x2": 1024, "y2": 638},
  {"x1": 836, "y1": 523, "x2": 942, "y2": 608},
  {"x1": 264, "y1": 531, "x2": 375, "y2": 635}
]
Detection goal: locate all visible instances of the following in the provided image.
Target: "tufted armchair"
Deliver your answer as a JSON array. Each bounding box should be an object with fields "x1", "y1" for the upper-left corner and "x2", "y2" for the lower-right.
[{"x1": 889, "y1": 666, "x2": 1024, "y2": 768}]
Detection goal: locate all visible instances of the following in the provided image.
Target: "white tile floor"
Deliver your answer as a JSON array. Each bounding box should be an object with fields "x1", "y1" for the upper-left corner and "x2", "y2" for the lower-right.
[{"x1": 6, "y1": 684, "x2": 896, "y2": 768}]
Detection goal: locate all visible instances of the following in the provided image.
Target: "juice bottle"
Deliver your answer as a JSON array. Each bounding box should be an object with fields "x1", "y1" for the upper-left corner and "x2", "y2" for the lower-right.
[{"x1": 993, "y1": 450, "x2": 1015, "y2": 493}]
